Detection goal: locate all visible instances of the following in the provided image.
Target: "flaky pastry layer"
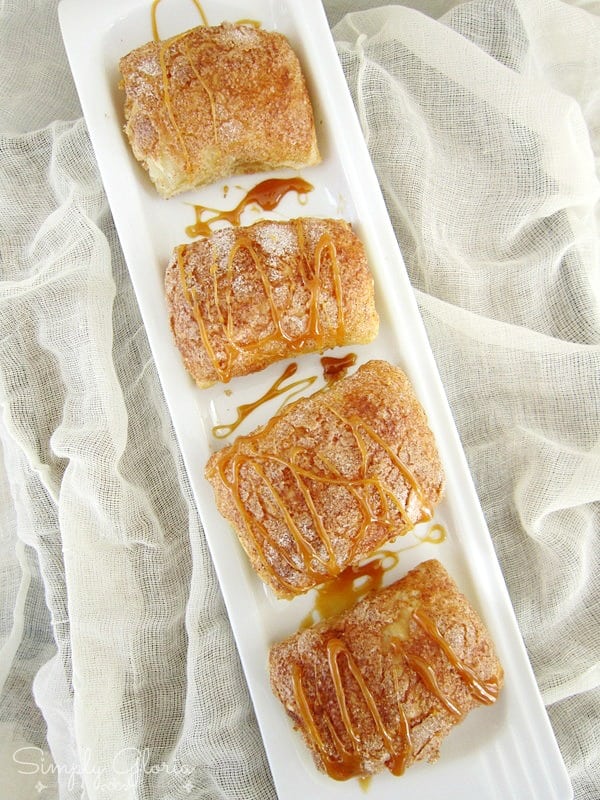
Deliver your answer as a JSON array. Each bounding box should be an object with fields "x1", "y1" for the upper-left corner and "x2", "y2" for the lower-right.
[
  {"x1": 165, "y1": 218, "x2": 379, "y2": 387},
  {"x1": 269, "y1": 559, "x2": 504, "y2": 780},
  {"x1": 119, "y1": 23, "x2": 321, "y2": 197},
  {"x1": 205, "y1": 360, "x2": 445, "y2": 597}
]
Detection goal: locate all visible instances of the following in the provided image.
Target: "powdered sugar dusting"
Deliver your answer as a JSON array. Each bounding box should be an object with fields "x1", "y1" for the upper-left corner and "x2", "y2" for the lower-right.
[
  {"x1": 252, "y1": 221, "x2": 297, "y2": 259},
  {"x1": 303, "y1": 218, "x2": 328, "y2": 249},
  {"x1": 220, "y1": 119, "x2": 245, "y2": 144},
  {"x1": 219, "y1": 23, "x2": 261, "y2": 47},
  {"x1": 137, "y1": 54, "x2": 161, "y2": 78},
  {"x1": 209, "y1": 227, "x2": 236, "y2": 270}
]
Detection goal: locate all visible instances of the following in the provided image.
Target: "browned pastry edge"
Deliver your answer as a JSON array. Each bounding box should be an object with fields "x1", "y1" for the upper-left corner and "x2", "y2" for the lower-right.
[
  {"x1": 165, "y1": 217, "x2": 379, "y2": 387},
  {"x1": 205, "y1": 360, "x2": 445, "y2": 598},
  {"x1": 119, "y1": 22, "x2": 321, "y2": 197},
  {"x1": 269, "y1": 558, "x2": 504, "y2": 780}
]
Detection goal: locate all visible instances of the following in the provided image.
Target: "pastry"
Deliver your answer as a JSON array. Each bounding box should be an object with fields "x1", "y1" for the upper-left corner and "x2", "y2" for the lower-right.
[
  {"x1": 269, "y1": 559, "x2": 504, "y2": 780},
  {"x1": 204, "y1": 360, "x2": 444, "y2": 597},
  {"x1": 119, "y1": 22, "x2": 321, "y2": 197},
  {"x1": 165, "y1": 217, "x2": 379, "y2": 387}
]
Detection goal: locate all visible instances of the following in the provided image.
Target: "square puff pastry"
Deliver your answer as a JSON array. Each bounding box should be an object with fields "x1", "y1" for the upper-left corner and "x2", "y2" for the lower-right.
[
  {"x1": 269, "y1": 559, "x2": 504, "y2": 780},
  {"x1": 119, "y1": 23, "x2": 321, "y2": 197},
  {"x1": 205, "y1": 360, "x2": 445, "y2": 598},
  {"x1": 165, "y1": 217, "x2": 379, "y2": 387}
]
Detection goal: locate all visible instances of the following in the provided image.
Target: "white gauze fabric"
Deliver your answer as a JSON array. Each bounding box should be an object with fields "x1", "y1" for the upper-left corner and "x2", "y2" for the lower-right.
[{"x1": 0, "y1": 1, "x2": 599, "y2": 799}]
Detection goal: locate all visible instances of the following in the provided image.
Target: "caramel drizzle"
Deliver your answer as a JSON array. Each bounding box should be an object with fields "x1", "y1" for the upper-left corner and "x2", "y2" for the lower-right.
[
  {"x1": 292, "y1": 664, "x2": 364, "y2": 781},
  {"x1": 151, "y1": 0, "x2": 261, "y2": 39},
  {"x1": 412, "y1": 609, "x2": 500, "y2": 705},
  {"x1": 180, "y1": 36, "x2": 218, "y2": 145},
  {"x1": 186, "y1": 177, "x2": 314, "y2": 238},
  {"x1": 418, "y1": 522, "x2": 446, "y2": 545},
  {"x1": 211, "y1": 363, "x2": 317, "y2": 439},
  {"x1": 150, "y1": 4, "x2": 265, "y2": 172},
  {"x1": 320, "y1": 352, "x2": 357, "y2": 386},
  {"x1": 178, "y1": 219, "x2": 347, "y2": 384},
  {"x1": 291, "y1": 608, "x2": 499, "y2": 781},
  {"x1": 403, "y1": 652, "x2": 462, "y2": 717},
  {"x1": 325, "y1": 405, "x2": 431, "y2": 521},
  {"x1": 231, "y1": 453, "x2": 339, "y2": 579},
  {"x1": 156, "y1": 34, "x2": 192, "y2": 172},
  {"x1": 211, "y1": 350, "x2": 356, "y2": 446},
  {"x1": 214, "y1": 409, "x2": 429, "y2": 592},
  {"x1": 176, "y1": 245, "x2": 224, "y2": 377},
  {"x1": 327, "y1": 639, "x2": 403, "y2": 769},
  {"x1": 152, "y1": 1, "x2": 217, "y2": 174},
  {"x1": 151, "y1": 0, "x2": 208, "y2": 41},
  {"x1": 235, "y1": 18, "x2": 261, "y2": 28}
]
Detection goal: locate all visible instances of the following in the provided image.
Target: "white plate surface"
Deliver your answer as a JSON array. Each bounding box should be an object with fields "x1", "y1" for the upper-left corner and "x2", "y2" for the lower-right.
[{"x1": 59, "y1": 1, "x2": 572, "y2": 798}]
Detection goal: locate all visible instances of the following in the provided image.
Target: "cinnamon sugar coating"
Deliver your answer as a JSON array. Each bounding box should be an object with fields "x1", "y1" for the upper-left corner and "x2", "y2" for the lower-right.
[
  {"x1": 205, "y1": 360, "x2": 445, "y2": 598},
  {"x1": 119, "y1": 23, "x2": 321, "y2": 197},
  {"x1": 269, "y1": 559, "x2": 504, "y2": 780},
  {"x1": 165, "y1": 218, "x2": 379, "y2": 387}
]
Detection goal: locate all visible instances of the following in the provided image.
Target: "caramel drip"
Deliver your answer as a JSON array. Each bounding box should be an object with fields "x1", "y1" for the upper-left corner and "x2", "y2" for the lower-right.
[
  {"x1": 211, "y1": 363, "x2": 317, "y2": 440},
  {"x1": 412, "y1": 609, "x2": 500, "y2": 705},
  {"x1": 291, "y1": 607, "x2": 499, "y2": 781},
  {"x1": 301, "y1": 526, "x2": 447, "y2": 628},
  {"x1": 151, "y1": 0, "x2": 208, "y2": 42},
  {"x1": 300, "y1": 550, "x2": 399, "y2": 630},
  {"x1": 186, "y1": 177, "x2": 314, "y2": 238},
  {"x1": 214, "y1": 409, "x2": 430, "y2": 591},
  {"x1": 418, "y1": 522, "x2": 446, "y2": 545},
  {"x1": 321, "y1": 352, "x2": 357, "y2": 386},
  {"x1": 178, "y1": 220, "x2": 346, "y2": 383},
  {"x1": 387, "y1": 522, "x2": 447, "y2": 557}
]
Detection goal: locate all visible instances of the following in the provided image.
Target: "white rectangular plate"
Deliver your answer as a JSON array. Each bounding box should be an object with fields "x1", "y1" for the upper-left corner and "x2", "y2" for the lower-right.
[{"x1": 59, "y1": 1, "x2": 572, "y2": 798}]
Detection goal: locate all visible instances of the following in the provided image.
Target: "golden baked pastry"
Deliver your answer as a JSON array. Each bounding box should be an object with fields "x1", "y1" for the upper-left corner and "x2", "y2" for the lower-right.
[
  {"x1": 165, "y1": 217, "x2": 379, "y2": 387},
  {"x1": 119, "y1": 23, "x2": 321, "y2": 197},
  {"x1": 269, "y1": 559, "x2": 504, "y2": 780},
  {"x1": 205, "y1": 360, "x2": 444, "y2": 597}
]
